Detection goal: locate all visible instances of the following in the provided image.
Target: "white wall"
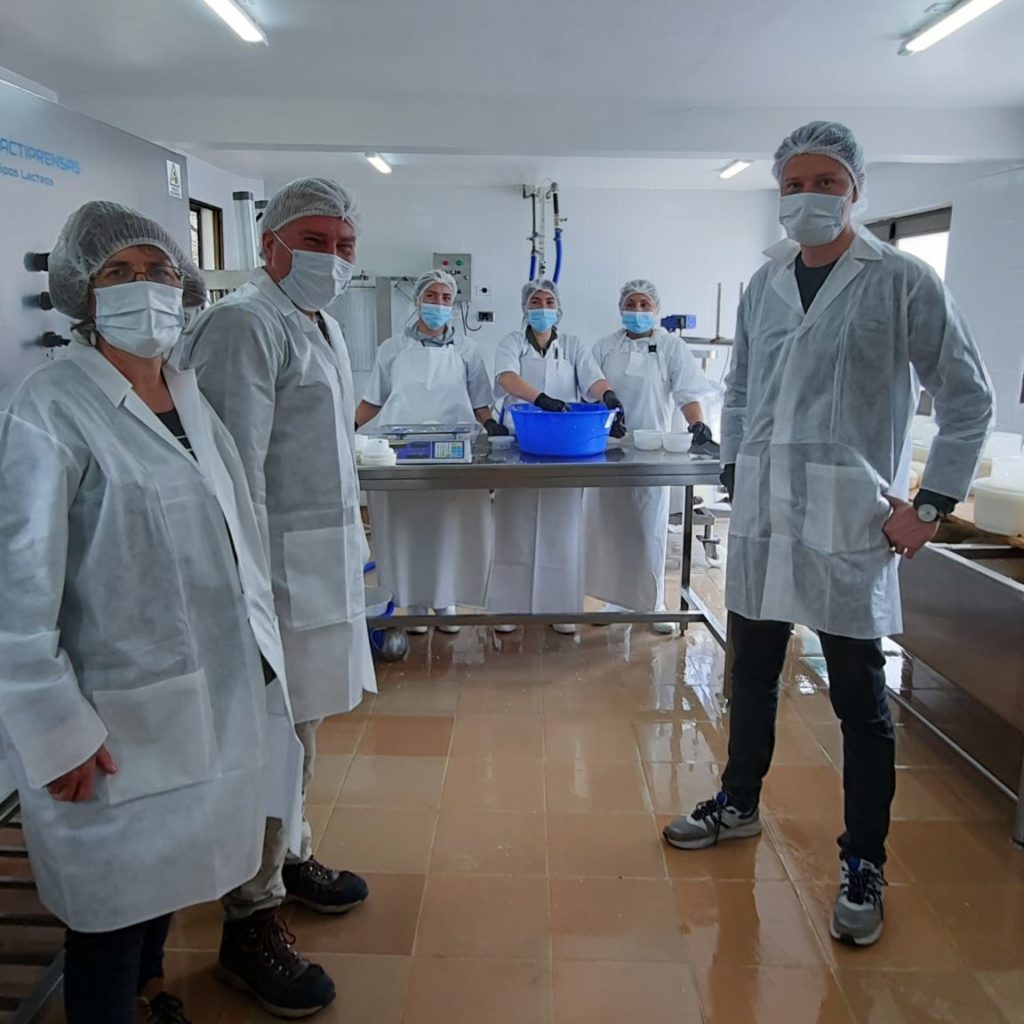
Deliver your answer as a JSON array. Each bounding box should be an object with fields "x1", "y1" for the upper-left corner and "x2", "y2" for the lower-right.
[
  {"x1": 944, "y1": 166, "x2": 1024, "y2": 435},
  {"x1": 273, "y1": 178, "x2": 780, "y2": 384},
  {"x1": 181, "y1": 151, "x2": 264, "y2": 270},
  {"x1": 867, "y1": 161, "x2": 1024, "y2": 435}
]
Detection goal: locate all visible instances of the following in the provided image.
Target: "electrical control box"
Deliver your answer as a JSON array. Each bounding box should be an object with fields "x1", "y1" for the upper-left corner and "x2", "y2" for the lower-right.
[{"x1": 432, "y1": 253, "x2": 473, "y2": 304}]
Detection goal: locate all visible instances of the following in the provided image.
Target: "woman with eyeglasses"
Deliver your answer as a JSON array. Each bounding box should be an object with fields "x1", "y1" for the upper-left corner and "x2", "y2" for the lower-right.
[{"x1": 0, "y1": 202, "x2": 288, "y2": 1023}]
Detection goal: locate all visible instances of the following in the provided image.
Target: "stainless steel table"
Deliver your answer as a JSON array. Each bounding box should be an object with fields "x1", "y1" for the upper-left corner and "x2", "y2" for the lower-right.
[{"x1": 359, "y1": 443, "x2": 725, "y2": 645}]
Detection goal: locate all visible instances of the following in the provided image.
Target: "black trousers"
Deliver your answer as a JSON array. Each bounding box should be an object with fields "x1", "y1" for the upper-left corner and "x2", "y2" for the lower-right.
[
  {"x1": 63, "y1": 913, "x2": 172, "y2": 1023},
  {"x1": 721, "y1": 613, "x2": 896, "y2": 866}
]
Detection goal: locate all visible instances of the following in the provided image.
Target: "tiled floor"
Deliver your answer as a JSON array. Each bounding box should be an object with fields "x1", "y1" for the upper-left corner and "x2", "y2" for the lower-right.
[{"x1": 39, "y1": 564, "x2": 1024, "y2": 1023}]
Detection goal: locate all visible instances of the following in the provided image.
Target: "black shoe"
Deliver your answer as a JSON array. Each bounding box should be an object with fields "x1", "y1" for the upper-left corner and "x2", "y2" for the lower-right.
[
  {"x1": 144, "y1": 993, "x2": 193, "y2": 1024},
  {"x1": 217, "y1": 909, "x2": 336, "y2": 1019},
  {"x1": 282, "y1": 857, "x2": 369, "y2": 915}
]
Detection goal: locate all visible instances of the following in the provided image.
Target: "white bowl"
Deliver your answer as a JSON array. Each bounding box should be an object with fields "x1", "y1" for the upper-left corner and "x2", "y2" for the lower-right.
[
  {"x1": 632, "y1": 430, "x2": 663, "y2": 451},
  {"x1": 662, "y1": 432, "x2": 691, "y2": 453}
]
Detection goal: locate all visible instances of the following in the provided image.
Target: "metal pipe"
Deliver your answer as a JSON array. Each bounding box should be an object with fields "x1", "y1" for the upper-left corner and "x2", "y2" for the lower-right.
[
  {"x1": 885, "y1": 688, "x2": 1020, "y2": 822},
  {"x1": 714, "y1": 282, "x2": 722, "y2": 340},
  {"x1": 232, "y1": 191, "x2": 260, "y2": 271}
]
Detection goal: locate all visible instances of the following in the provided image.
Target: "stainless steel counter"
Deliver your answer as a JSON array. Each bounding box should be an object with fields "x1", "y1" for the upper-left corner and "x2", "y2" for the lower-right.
[{"x1": 359, "y1": 442, "x2": 725, "y2": 645}]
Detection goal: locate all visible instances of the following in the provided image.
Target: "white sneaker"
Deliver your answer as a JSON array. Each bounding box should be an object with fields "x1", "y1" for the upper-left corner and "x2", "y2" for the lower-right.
[
  {"x1": 405, "y1": 605, "x2": 429, "y2": 635},
  {"x1": 831, "y1": 858, "x2": 886, "y2": 947},
  {"x1": 652, "y1": 621, "x2": 680, "y2": 636},
  {"x1": 551, "y1": 623, "x2": 577, "y2": 635},
  {"x1": 663, "y1": 793, "x2": 762, "y2": 850},
  {"x1": 494, "y1": 624, "x2": 517, "y2": 634},
  {"x1": 436, "y1": 606, "x2": 461, "y2": 634}
]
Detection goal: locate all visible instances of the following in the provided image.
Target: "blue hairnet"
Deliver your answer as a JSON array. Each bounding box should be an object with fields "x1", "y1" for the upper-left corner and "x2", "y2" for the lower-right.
[
  {"x1": 261, "y1": 177, "x2": 362, "y2": 236},
  {"x1": 619, "y1": 279, "x2": 660, "y2": 311},
  {"x1": 772, "y1": 121, "x2": 866, "y2": 193},
  {"x1": 48, "y1": 200, "x2": 203, "y2": 321},
  {"x1": 521, "y1": 278, "x2": 561, "y2": 315},
  {"x1": 413, "y1": 269, "x2": 457, "y2": 304}
]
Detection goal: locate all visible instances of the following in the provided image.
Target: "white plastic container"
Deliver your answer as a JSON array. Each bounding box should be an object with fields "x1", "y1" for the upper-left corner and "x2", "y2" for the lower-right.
[
  {"x1": 662, "y1": 432, "x2": 691, "y2": 453},
  {"x1": 984, "y1": 432, "x2": 1024, "y2": 460},
  {"x1": 911, "y1": 416, "x2": 939, "y2": 446},
  {"x1": 364, "y1": 437, "x2": 391, "y2": 457},
  {"x1": 632, "y1": 429, "x2": 663, "y2": 451},
  {"x1": 973, "y1": 477, "x2": 1024, "y2": 537},
  {"x1": 991, "y1": 456, "x2": 1024, "y2": 489}
]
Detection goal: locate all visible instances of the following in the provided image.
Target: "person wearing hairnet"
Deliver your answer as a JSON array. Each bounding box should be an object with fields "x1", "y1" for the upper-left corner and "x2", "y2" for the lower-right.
[
  {"x1": 178, "y1": 177, "x2": 375, "y2": 1017},
  {"x1": 356, "y1": 270, "x2": 501, "y2": 633},
  {"x1": 585, "y1": 279, "x2": 715, "y2": 634},
  {"x1": 486, "y1": 279, "x2": 621, "y2": 635},
  {"x1": 0, "y1": 202, "x2": 289, "y2": 1023},
  {"x1": 664, "y1": 123, "x2": 994, "y2": 947}
]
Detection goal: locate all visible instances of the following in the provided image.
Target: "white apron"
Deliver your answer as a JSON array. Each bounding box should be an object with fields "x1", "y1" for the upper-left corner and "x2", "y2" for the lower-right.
[
  {"x1": 585, "y1": 337, "x2": 675, "y2": 611},
  {"x1": 367, "y1": 342, "x2": 493, "y2": 608},
  {"x1": 488, "y1": 340, "x2": 585, "y2": 614}
]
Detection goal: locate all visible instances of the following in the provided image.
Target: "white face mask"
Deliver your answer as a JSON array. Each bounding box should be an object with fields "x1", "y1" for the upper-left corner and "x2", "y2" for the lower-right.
[
  {"x1": 93, "y1": 281, "x2": 185, "y2": 358},
  {"x1": 274, "y1": 232, "x2": 355, "y2": 311},
  {"x1": 779, "y1": 191, "x2": 852, "y2": 247}
]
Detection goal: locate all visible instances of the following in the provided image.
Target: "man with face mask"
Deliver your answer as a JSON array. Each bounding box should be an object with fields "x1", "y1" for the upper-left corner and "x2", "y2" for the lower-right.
[
  {"x1": 178, "y1": 178, "x2": 376, "y2": 1018},
  {"x1": 663, "y1": 123, "x2": 994, "y2": 948}
]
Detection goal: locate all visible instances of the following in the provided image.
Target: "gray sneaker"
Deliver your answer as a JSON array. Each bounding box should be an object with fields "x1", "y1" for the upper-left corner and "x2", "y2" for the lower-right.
[
  {"x1": 663, "y1": 792, "x2": 762, "y2": 850},
  {"x1": 830, "y1": 857, "x2": 886, "y2": 946}
]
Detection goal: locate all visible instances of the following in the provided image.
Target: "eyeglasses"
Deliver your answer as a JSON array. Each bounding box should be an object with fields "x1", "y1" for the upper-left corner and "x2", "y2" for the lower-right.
[{"x1": 93, "y1": 264, "x2": 184, "y2": 287}]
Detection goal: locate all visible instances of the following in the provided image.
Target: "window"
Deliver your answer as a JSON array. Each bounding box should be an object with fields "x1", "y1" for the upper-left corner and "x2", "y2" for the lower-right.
[
  {"x1": 188, "y1": 200, "x2": 224, "y2": 271},
  {"x1": 867, "y1": 207, "x2": 952, "y2": 280}
]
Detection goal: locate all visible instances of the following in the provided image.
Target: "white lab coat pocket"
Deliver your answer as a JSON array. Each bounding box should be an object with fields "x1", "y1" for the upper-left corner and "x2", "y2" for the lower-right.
[
  {"x1": 93, "y1": 670, "x2": 218, "y2": 806},
  {"x1": 730, "y1": 454, "x2": 762, "y2": 538},
  {"x1": 803, "y1": 464, "x2": 888, "y2": 554},
  {"x1": 283, "y1": 526, "x2": 358, "y2": 630}
]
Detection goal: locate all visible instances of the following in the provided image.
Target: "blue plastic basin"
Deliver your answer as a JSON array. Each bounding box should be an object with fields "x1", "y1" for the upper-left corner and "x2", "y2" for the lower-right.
[{"x1": 509, "y1": 403, "x2": 616, "y2": 457}]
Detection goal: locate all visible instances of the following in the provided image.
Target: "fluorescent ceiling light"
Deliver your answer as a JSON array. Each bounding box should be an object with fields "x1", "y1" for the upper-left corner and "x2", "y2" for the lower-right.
[
  {"x1": 719, "y1": 160, "x2": 752, "y2": 180},
  {"x1": 366, "y1": 153, "x2": 393, "y2": 175},
  {"x1": 200, "y1": 0, "x2": 267, "y2": 44},
  {"x1": 900, "y1": 0, "x2": 1007, "y2": 54}
]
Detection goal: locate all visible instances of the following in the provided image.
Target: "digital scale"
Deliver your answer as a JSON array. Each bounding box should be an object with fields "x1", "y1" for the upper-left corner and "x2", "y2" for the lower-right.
[{"x1": 375, "y1": 423, "x2": 477, "y2": 464}]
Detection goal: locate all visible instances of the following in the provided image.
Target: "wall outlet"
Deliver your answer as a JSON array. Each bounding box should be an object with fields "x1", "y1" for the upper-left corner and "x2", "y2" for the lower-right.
[{"x1": 477, "y1": 311, "x2": 494, "y2": 323}]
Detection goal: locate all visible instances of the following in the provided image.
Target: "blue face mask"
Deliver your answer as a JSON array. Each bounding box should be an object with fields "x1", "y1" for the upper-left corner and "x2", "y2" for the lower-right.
[
  {"x1": 622, "y1": 311, "x2": 657, "y2": 334},
  {"x1": 527, "y1": 308, "x2": 559, "y2": 332},
  {"x1": 419, "y1": 303, "x2": 453, "y2": 330}
]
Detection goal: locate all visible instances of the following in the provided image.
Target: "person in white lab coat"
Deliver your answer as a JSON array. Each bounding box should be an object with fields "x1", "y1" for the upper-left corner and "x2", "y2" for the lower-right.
[
  {"x1": 663, "y1": 122, "x2": 994, "y2": 949},
  {"x1": 179, "y1": 178, "x2": 375, "y2": 1018},
  {"x1": 356, "y1": 270, "x2": 505, "y2": 634},
  {"x1": 0, "y1": 203, "x2": 286, "y2": 1024},
  {"x1": 585, "y1": 279, "x2": 716, "y2": 634},
  {"x1": 488, "y1": 279, "x2": 622, "y2": 635}
]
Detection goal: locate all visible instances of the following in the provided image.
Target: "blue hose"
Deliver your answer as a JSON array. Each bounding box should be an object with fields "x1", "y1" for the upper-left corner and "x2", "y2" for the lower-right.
[
  {"x1": 529, "y1": 252, "x2": 537, "y2": 282},
  {"x1": 553, "y1": 229, "x2": 563, "y2": 284}
]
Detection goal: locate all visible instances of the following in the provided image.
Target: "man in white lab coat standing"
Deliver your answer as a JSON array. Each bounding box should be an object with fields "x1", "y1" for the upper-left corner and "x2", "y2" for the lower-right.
[
  {"x1": 179, "y1": 178, "x2": 376, "y2": 1018},
  {"x1": 663, "y1": 123, "x2": 994, "y2": 949}
]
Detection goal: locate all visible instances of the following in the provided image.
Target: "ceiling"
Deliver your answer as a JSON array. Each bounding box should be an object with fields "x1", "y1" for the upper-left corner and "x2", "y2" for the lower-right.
[{"x1": 2, "y1": 0, "x2": 1024, "y2": 187}]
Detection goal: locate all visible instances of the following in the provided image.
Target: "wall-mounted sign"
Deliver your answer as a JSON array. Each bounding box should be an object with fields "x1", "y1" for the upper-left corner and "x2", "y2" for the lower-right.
[{"x1": 167, "y1": 159, "x2": 183, "y2": 199}]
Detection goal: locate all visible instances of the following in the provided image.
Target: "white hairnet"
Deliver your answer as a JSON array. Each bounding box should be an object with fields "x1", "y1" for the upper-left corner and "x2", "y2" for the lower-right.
[
  {"x1": 619, "y1": 279, "x2": 660, "y2": 311},
  {"x1": 48, "y1": 200, "x2": 203, "y2": 321},
  {"x1": 260, "y1": 177, "x2": 362, "y2": 236},
  {"x1": 521, "y1": 278, "x2": 561, "y2": 315},
  {"x1": 772, "y1": 121, "x2": 866, "y2": 193},
  {"x1": 413, "y1": 269, "x2": 457, "y2": 304}
]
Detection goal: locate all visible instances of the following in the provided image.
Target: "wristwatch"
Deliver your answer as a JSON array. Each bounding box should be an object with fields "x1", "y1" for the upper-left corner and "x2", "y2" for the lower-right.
[
  {"x1": 913, "y1": 489, "x2": 956, "y2": 524},
  {"x1": 915, "y1": 503, "x2": 940, "y2": 524}
]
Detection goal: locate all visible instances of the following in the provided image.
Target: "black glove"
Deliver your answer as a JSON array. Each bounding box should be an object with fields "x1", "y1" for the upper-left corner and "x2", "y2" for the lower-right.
[
  {"x1": 720, "y1": 463, "x2": 735, "y2": 502},
  {"x1": 688, "y1": 421, "x2": 714, "y2": 446},
  {"x1": 534, "y1": 393, "x2": 570, "y2": 413},
  {"x1": 602, "y1": 390, "x2": 627, "y2": 439},
  {"x1": 484, "y1": 418, "x2": 510, "y2": 437}
]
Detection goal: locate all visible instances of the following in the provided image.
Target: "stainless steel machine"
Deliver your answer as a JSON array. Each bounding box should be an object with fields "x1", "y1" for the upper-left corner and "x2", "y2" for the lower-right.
[{"x1": 0, "y1": 79, "x2": 192, "y2": 390}]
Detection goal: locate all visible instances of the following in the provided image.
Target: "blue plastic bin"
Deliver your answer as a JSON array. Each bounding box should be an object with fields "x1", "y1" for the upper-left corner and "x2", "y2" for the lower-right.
[{"x1": 509, "y1": 403, "x2": 616, "y2": 457}]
